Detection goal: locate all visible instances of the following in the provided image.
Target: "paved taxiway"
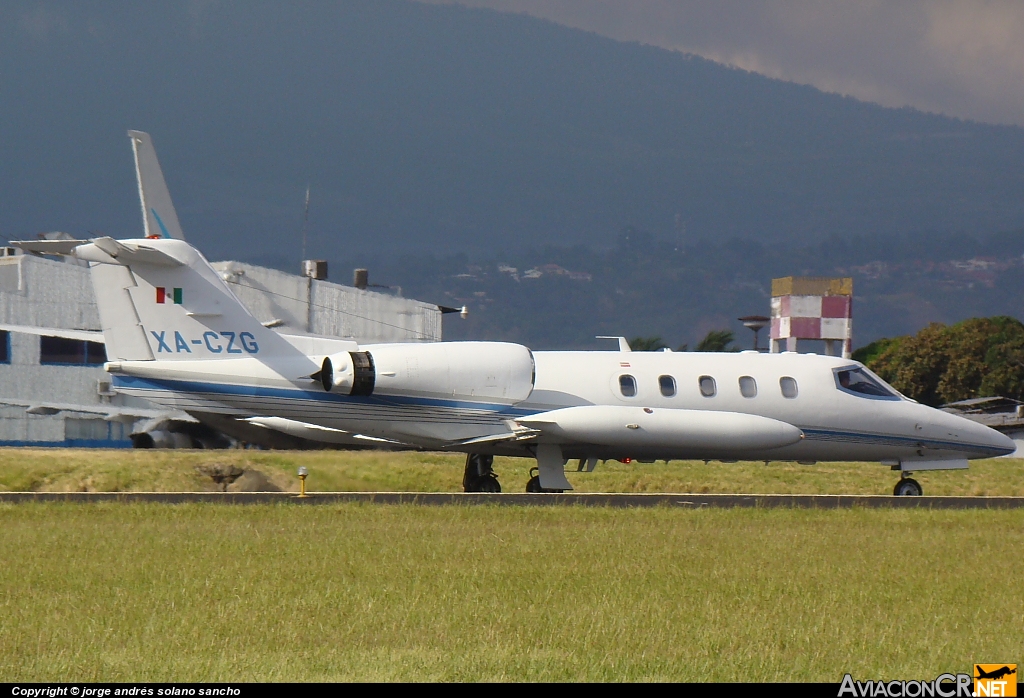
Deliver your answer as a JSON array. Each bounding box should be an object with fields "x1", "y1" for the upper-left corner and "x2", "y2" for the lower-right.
[{"x1": 1, "y1": 492, "x2": 1023, "y2": 508}]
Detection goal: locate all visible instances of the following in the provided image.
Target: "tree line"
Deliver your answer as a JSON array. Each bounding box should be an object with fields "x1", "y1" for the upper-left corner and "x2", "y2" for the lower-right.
[{"x1": 853, "y1": 316, "x2": 1024, "y2": 406}]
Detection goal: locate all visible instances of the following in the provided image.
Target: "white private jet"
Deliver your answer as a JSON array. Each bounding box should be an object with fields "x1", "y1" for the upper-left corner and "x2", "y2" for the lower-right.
[{"x1": 10, "y1": 236, "x2": 1014, "y2": 495}]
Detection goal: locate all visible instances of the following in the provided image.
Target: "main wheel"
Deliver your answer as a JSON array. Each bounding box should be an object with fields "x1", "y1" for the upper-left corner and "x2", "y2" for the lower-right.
[
  {"x1": 477, "y1": 474, "x2": 501, "y2": 493},
  {"x1": 463, "y1": 453, "x2": 499, "y2": 492},
  {"x1": 526, "y1": 468, "x2": 563, "y2": 494},
  {"x1": 893, "y1": 478, "x2": 923, "y2": 496}
]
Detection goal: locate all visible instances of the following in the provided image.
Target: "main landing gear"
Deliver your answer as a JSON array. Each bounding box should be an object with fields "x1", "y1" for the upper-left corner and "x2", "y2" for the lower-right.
[
  {"x1": 526, "y1": 467, "x2": 565, "y2": 493},
  {"x1": 463, "y1": 453, "x2": 501, "y2": 493},
  {"x1": 893, "y1": 475, "x2": 923, "y2": 497}
]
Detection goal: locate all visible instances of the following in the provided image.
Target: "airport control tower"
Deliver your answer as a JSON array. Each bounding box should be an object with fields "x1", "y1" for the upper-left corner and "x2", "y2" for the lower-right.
[{"x1": 769, "y1": 276, "x2": 853, "y2": 358}]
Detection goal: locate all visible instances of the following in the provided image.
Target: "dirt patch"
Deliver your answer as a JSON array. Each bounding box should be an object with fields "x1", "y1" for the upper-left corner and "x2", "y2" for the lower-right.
[
  {"x1": 226, "y1": 469, "x2": 282, "y2": 492},
  {"x1": 195, "y1": 463, "x2": 244, "y2": 491}
]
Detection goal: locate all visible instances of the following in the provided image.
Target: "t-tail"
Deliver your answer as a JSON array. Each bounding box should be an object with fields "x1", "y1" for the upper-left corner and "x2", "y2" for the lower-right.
[{"x1": 12, "y1": 237, "x2": 305, "y2": 363}]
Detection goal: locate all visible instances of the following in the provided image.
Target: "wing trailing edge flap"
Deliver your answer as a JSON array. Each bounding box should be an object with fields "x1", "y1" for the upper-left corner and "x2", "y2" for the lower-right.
[{"x1": 450, "y1": 421, "x2": 540, "y2": 447}]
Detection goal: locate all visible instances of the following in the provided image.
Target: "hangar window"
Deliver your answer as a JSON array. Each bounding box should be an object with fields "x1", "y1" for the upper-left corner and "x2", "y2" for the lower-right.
[
  {"x1": 619, "y1": 374, "x2": 637, "y2": 397},
  {"x1": 658, "y1": 375, "x2": 676, "y2": 397},
  {"x1": 834, "y1": 367, "x2": 899, "y2": 400},
  {"x1": 698, "y1": 375, "x2": 717, "y2": 397},
  {"x1": 739, "y1": 376, "x2": 757, "y2": 398},
  {"x1": 780, "y1": 376, "x2": 799, "y2": 399},
  {"x1": 0, "y1": 330, "x2": 8, "y2": 364},
  {"x1": 40, "y1": 336, "x2": 107, "y2": 366}
]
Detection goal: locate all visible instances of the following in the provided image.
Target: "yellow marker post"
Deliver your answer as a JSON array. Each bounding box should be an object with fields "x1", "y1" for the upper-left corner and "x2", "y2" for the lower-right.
[{"x1": 297, "y1": 466, "x2": 309, "y2": 498}]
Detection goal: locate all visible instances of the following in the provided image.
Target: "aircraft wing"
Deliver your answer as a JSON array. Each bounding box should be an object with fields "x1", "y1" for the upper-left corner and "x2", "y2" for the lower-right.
[
  {"x1": 450, "y1": 422, "x2": 541, "y2": 447},
  {"x1": 243, "y1": 416, "x2": 413, "y2": 448}
]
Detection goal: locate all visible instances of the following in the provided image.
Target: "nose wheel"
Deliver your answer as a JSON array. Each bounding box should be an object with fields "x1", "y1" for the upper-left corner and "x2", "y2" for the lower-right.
[
  {"x1": 893, "y1": 477, "x2": 923, "y2": 496},
  {"x1": 463, "y1": 453, "x2": 501, "y2": 493}
]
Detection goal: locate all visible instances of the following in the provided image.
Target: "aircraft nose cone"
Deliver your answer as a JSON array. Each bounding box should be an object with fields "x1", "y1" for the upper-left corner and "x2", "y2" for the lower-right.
[
  {"x1": 987, "y1": 428, "x2": 1017, "y2": 457},
  {"x1": 963, "y1": 419, "x2": 1017, "y2": 457},
  {"x1": 940, "y1": 409, "x2": 1017, "y2": 457}
]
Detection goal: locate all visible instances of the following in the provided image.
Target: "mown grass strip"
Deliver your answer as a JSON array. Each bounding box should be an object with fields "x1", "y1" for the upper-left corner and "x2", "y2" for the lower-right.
[
  {"x1": 0, "y1": 503, "x2": 1020, "y2": 681},
  {"x1": 1, "y1": 448, "x2": 1023, "y2": 496}
]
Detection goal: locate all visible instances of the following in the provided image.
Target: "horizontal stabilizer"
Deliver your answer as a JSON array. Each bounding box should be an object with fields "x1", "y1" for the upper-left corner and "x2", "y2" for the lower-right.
[
  {"x1": 11, "y1": 238, "x2": 184, "y2": 267},
  {"x1": 11, "y1": 239, "x2": 88, "y2": 256},
  {"x1": 0, "y1": 398, "x2": 193, "y2": 423},
  {"x1": 0, "y1": 324, "x2": 104, "y2": 342},
  {"x1": 91, "y1": 237, "x2": 184, "y2": 266}
]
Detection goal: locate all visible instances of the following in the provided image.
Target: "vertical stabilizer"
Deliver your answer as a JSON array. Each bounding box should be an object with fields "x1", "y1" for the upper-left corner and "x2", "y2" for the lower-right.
[
  {"x1": 85, "y1": 238, "x2": 300, "y2": 361},
  {"x1": 91, "y1": 264, "x2": 155, "y2": 361},
  {"x1": 128, "y1": 130, "x2": 186, "y2": 240}
]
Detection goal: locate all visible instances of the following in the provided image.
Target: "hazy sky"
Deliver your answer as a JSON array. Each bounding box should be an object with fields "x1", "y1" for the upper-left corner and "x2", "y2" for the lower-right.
[{"x1": 423, "y1": 0, "x2": 1024, "y2": 127}]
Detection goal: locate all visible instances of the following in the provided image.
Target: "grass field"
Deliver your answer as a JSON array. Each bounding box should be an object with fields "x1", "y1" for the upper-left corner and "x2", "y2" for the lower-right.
[
  {"x1": 1, "y1": 447, "x2": 1023, "y2": 495},
  {"x1": 0, "y1": 503, "x2": 1020, "y2": 681}
]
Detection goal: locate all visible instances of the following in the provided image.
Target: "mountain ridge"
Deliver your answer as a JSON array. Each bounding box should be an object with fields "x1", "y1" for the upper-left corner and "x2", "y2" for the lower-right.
[{"x1": 1, "y1": 0, "x2": 1023, "y2": 265}]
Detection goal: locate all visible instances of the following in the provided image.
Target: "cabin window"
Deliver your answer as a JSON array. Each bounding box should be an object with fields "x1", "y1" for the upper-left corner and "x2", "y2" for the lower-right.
[
  {"x1": 698, "y1": 375, "x2": 717, "y2": 397},
  {"x1": 619, "y1": 374, "x2": 637, "y2": 397},
  {"x1": 40, "y1": 336, "x2": 107, "y2": 366},
  {"x1": 739, "y1": 376, "x2": 757, "y2": 398},
  {"x1": 834, "y1": 367, "x2": 899, "y2": 399},
  {"x1": 780, "y1": 376, "x2": 799, "y2": 398},
  {"x1": 658, "y1": 375, "x2": 676, "y2": 397}
]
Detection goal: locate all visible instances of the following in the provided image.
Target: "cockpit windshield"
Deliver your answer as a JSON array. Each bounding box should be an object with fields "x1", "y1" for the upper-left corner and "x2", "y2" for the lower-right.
[{"x1": 834, "y1": 366, "x2": 899, "y2": 399}]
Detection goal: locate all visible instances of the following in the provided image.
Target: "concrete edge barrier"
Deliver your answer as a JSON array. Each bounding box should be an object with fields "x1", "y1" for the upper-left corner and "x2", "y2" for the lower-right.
[{"x1": 1, "y1": 492, "x2": 1024, "y2": 508}]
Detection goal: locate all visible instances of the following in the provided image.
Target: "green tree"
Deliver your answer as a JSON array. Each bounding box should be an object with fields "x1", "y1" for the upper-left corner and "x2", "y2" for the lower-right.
[
  {"x1": 628, "y1": 336, "x2": 668, "y2": 351},
  {"x1": 694, "y1": 330, "x2": 739, "y2": 352},
  {"x1": 863, "y1": 316, "x2": 1024, "y2": 406},
  {"x1": 851, "y1": 337, "x2": 903, "y2": 365}
]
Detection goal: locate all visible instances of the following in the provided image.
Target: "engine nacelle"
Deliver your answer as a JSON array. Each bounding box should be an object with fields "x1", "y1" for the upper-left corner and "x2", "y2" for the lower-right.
[
  {"x1": 319, "y1": 351, "x2": 375, "y2": 395},
  {"x1": 317, "y1": 342, "x2": 535, "y2": 404}
]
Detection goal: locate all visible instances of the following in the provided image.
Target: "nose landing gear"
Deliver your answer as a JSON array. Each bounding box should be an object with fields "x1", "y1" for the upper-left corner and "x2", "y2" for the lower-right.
[
  {"x1": 893, "y1": 476, "x2": 923, "y2": 496},
  {"x1": 462, "y1": 453, "x2": 501, "y2": 493}
]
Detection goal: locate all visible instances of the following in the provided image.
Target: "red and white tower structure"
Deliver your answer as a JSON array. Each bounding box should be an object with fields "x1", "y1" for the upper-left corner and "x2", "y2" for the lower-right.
[{"x1": 769, "y1": 276, "x2": 853, "y2": 358}]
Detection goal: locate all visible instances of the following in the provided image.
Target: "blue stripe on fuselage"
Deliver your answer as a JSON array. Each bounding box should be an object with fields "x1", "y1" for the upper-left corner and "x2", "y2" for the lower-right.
[
  {"x1": 800, "y1": 427, "x2": 1005, "y2": 456},
  {"x1": 111, "y1": 374, "x2": 524, "y2": 415}
]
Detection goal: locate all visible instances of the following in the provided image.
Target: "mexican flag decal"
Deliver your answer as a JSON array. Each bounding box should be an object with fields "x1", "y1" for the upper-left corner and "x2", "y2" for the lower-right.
[{"x1": 156, "y1": 287, "x2": 183, "y2": 304}]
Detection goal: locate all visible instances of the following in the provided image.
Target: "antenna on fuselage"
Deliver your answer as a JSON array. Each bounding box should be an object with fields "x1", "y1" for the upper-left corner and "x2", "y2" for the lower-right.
[
  {"x1": 596, "y1": 336, "x2": 632, "y2": 352},
  {"x1": 300, "y1": 185, "x2": 311, "y2": 264}
]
